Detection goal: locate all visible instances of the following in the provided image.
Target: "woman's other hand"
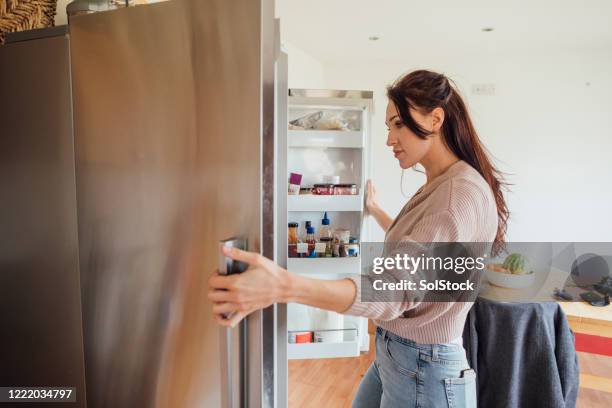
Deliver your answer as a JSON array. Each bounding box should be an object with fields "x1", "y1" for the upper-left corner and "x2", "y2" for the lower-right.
[
  {"x1": 365, "y1": 179, "x2": 380, "y2": 214},
  {"x1": 208, "y1": 246, "x2": 290, "y2": 327},
  {"x1": 365, "y1": 179, "x2": 394, "y2": 232}
]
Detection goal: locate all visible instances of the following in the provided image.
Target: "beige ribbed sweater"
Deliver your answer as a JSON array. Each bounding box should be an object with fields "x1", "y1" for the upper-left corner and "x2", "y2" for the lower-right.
[{"x1": 346, "y1": 160, "x2": 498, "y2": 344}]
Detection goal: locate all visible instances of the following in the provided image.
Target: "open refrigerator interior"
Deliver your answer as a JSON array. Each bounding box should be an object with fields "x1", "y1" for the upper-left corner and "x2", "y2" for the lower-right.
[{"x1": 284, "y1": 89, "x2": 373, "y2": 359}]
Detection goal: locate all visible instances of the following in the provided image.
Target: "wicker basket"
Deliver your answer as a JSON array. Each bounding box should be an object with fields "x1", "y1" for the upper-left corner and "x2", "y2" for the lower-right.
[{"x1": 0, "y1": 0, "x2": 57, "y2": 44}]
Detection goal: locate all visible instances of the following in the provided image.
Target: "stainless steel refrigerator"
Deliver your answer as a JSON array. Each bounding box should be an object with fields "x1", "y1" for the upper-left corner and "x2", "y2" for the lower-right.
[{"x1": 0, "y1": 0, "x2": 287, "y2": 407}]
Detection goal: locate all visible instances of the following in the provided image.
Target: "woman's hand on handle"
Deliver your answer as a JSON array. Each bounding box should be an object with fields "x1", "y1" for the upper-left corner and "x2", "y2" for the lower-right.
[
  {"x1": 208, "y1": 246, "x2": 291, "y2": 327},
  {"x1": 208, "y1": 246, "x2": 358, "y2": 327}
]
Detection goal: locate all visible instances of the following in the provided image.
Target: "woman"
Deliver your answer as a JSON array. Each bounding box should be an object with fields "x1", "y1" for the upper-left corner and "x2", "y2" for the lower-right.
[{"x1": 208, "y1": 69, "x2": 508, "y2": 407}]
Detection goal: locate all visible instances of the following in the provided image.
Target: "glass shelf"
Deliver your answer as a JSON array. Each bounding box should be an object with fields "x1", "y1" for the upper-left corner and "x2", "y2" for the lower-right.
[
  {"x1": 287, "y1": 194, "x2": 363, "y2": 212},
  {"x1": 287, "y1": 256, "x2": 360, "y2": 275},
  {"x1": 288, "y1": 130, "x2": 364, "y2": 148},
  {"x1": 287, "y1": 328, "x2": 359, "y2": 359}
]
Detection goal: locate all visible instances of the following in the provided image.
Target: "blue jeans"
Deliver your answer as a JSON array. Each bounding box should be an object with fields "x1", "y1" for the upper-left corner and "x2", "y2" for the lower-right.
[{"x1": 352, "y1": 327, "x2": 476, "y2": 408}]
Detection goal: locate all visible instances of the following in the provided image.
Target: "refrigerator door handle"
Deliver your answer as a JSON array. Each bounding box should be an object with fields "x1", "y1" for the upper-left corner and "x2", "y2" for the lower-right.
[
  {"x1": 218, "y1": 237, "x2": 249, "y2": 276},
  {"x1": 218, "y1": 238, "x2": 249, "y2": 408},
  {"x1": 220, "y1": 327, "x2": 234, "y2": 408}
]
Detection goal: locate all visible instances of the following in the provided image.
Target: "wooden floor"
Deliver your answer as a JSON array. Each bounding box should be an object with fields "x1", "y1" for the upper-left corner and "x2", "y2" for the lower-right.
[
  {"x1": 288, "y1": 337, "x2": 374, "y2": 408},
  {"x1": 288, "y1": 335, "x2": 612, "y2": 408}
]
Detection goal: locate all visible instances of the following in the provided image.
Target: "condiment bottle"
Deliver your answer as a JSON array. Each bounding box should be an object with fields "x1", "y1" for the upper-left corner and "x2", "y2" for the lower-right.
[
  {"x1": 306, "y1": 226, "x2": 316, "y2": 258},
  {"x1": 319, "y1": 212, "x2": 331, "y2": 240},
  {"x1": 303, "y1": 220, "x2": 312, "y2": 242},
  {"x1": 320, "y1": 237, "x2": 333, "y2": 257},
  {"x1": 288, "y1": 222, "x2": 299, "y2": 245},
  {"x1": 288, "y1": 222, "x2": 299, "y2": 258}
]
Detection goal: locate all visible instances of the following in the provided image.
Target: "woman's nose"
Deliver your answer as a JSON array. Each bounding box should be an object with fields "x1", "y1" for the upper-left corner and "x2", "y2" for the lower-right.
[{"x1": 386, "y1": 132, "x2": 394, "y2": 147}]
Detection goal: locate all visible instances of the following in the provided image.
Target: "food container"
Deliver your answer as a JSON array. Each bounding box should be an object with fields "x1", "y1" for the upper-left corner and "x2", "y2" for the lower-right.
[
  {"x1": 333, "y1": 229, "x2": 351, "y2": 244},
  {"x1": 288, "y1": 331, "x2": 314, "y2": 344},
  {"x1": 312, "y1": 184, "x2": 334, "y2": 195},
  {"x1": 294, "y1": 331, "x2": 313, "y2": 343},
  {"x1": 288, "y1": 222, "x2": 299, "y2": 245},
  {"x1": 347, "y1": 238, "x2": 359, "y2": 257},
  {"x1": 333, "y1": 184, "x2": 358, "y2": 195},
  {"x1": 288, "y1": 173, "x2": 302, "y2": 195},
  {"x1": 299, "y1": 187, "x2": 312, "y2": 195}
]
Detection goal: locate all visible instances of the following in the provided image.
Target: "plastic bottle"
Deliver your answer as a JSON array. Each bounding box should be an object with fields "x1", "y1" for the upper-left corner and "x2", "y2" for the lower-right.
[
  {"x1": 305, "y1": 226, "x2": 316, "y2": 243},
  {"x1": 303, "y1": 220, "x2": 312, "y2": 242},
  {"x1": 319, "y1": 212, "x2": 331, "y2": 240},
  {"x1": 306, "y1": 226, "x2": 317, "y2": 258}
]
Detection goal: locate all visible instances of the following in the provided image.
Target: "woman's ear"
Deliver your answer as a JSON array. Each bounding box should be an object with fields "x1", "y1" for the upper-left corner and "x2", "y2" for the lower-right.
[{"x1": 431, "y1": 107, "x2": 445, "y2": 133}]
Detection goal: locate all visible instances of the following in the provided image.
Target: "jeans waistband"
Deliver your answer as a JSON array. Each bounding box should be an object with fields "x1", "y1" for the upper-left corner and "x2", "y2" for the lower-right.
[{"x1": 376, "y1": 326, "x2": 462, "y2": 353}]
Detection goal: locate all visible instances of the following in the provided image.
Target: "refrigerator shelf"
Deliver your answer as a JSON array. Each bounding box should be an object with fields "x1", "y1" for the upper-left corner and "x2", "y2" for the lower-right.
[
  {"x1": 287, "y1": 338, "x2": 360, "y2": 359},
  {"x1": 287, "y1": 194, "x2": 363, "y2": 212},
  {"x1": 284, "y1": 88, "x2": 373, "y2": 363},
  {"x1": 287, "y1": 256, "x2": 360, "y2": 275},
  {"x1": 288, "y1": 130, "x2": 364, "y2": 148}
]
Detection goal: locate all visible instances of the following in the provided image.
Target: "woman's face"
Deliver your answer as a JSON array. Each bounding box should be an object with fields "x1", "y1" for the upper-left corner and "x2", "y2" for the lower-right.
[{"x1": 385, "y1": 101, "x2": 433, "y2": 169}]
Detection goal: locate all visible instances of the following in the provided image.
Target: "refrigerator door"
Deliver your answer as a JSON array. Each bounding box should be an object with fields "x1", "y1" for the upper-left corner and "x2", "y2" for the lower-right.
[
  {"x1": 67, "y1": 0, "x2": 276, "y2": 407},
  {"x1": 0, "y1": 29, "x2": 87, "y2": 408}
]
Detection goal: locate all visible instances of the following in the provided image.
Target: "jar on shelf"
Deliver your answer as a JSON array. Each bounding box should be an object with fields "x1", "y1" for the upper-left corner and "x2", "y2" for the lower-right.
[
  {"x1": 333, "y1": 184, "x2": 358, "y2": 195},
  {"x1": 332, "y1": 242, "x2": 340, "y2": 257},
  {"x1": 333, "y1": 229, "x2": 351, "y2": 244},
  {"x1": 339, "y1": 242, "x2": 348, "y2": 257},
  {"x1": 288, "y1": 222, "x2": 299, "y2": 258},
  {"x1": 347, "y1": 237, "x2": 359, "y2": 257},
  {"x1": 320, "y1": 237, "x2": 333, "y2": 257},
  {"x1": 312, "y1": 184, "x2": 334, "y2": 195},
  {"x1": 288, "y1": 222, "x2": 299, "y2": 245}
]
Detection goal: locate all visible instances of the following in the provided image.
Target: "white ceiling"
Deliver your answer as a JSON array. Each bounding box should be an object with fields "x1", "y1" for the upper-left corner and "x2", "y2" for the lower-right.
[{"x1": 276, "y1": 0, "x2": 612, "y2": 63}]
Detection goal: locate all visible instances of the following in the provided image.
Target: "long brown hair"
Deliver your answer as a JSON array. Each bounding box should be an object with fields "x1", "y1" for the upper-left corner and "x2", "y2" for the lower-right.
[{"x1": 387, "y1": 69, "x2": 509, "y2": 254}]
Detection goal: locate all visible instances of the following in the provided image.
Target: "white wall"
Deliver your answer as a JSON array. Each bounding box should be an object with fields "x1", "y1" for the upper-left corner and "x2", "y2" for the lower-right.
[
  {"x1": 321, "y1": 50, "x2": 612, "y2": 242},
  {"x1": 282, "y1": 40, "x2": 325, "y2": 89}
]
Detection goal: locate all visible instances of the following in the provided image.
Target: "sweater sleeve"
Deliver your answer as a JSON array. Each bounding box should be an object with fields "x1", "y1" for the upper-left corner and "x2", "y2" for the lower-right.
[{"x1": 343, "y1": 209, "x2": 461, "y2": 321}]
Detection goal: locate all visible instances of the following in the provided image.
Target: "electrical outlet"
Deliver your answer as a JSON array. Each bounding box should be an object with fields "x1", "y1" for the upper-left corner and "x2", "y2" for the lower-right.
[{"x1": 471, "y1": 84, "x2": 496, "y2": 96}]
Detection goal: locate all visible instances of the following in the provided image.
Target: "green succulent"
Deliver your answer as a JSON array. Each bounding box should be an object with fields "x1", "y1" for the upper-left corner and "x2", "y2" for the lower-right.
[{"x1": 503, "y1": 253, "x2": 528, "y2": 275}]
